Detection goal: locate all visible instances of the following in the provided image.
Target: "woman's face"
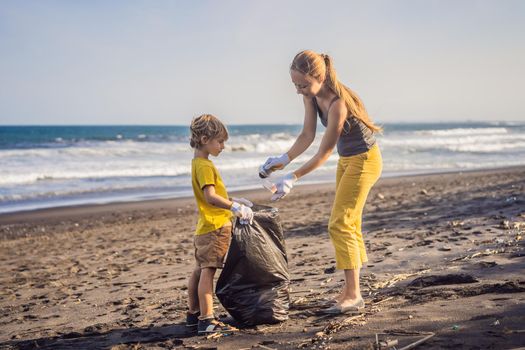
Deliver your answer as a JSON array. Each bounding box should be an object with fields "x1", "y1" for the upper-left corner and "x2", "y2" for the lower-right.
[{"x1": 290, "y1": 69, "x2": 323, "y2": 98}]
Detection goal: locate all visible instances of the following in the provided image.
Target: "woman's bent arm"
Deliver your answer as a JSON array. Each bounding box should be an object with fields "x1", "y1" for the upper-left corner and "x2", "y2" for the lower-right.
[
  {"x1": 286, "y1": 97, "x2": 318, "y2": 160},
  {"x1": 293, "y1": 100, "x2": 347, "y2": 179}
]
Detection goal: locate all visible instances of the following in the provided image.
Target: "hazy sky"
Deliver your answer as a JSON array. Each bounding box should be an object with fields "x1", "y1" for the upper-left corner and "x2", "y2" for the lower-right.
[{"x1": 1, "y1": 0, "x2": 524, "y2": 125}]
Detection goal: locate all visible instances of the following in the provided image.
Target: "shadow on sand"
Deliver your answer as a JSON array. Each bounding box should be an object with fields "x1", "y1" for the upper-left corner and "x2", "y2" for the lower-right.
[{"x1": 1, "y1": 322, "x2": 195, "y2": 350}]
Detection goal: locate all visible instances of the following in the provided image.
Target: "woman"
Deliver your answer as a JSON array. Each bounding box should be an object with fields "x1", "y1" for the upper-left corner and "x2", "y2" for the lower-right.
[{"x1": 259, "y1": 50, "x2": 382, "y2": 314}]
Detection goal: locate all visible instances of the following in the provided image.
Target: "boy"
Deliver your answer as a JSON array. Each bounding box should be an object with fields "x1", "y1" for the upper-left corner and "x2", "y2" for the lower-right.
[{"x1": 186, "y1": 114, "x2": 254, "y2": 335}]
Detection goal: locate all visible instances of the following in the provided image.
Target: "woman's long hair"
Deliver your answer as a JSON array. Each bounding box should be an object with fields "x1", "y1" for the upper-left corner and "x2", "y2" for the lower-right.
[{"x1": 290, "y1": 50, "x2": 381, "y2": 132}]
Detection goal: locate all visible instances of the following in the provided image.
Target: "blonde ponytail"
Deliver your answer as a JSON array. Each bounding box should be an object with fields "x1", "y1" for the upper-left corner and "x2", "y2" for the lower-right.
[{"x1": 291, "y1": 50, "x2": 382, "y2": 133}]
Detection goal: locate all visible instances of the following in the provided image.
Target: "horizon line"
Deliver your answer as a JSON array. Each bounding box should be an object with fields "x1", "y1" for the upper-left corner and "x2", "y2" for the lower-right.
[{"x1": 0, "y1": 120, "x2": 523, "y2": 127}]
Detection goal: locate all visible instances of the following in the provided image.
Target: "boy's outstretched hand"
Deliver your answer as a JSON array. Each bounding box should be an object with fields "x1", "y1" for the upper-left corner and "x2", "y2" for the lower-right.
[{"x1": 230, "y1": 199, "x2": 254, "y2": 225}]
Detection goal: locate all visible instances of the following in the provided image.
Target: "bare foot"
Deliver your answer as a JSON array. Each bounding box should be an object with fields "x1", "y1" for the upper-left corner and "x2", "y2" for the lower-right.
[
  {"x1": 332, "y1": 291, "x2": 345, "y2": 303},
  {"x1": 339, "y1": 296, "x2": 364, "y2": 309}
]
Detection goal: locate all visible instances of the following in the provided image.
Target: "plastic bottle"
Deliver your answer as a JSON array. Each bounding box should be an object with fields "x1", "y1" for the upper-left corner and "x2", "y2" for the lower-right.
[{"x1": 261, "y1": 179, "x2": 277, "y2": 193}]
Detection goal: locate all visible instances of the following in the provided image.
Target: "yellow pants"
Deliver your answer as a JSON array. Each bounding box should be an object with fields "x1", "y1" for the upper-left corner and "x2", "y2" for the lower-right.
[{"x1": 328, "y1": 143, "x2": 382, "y2": 270}]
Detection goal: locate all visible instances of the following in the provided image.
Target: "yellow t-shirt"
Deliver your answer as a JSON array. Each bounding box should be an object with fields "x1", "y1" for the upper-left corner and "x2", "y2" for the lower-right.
[{"x1": 191, "y1": 157, "x2": 232, "y2": 235}]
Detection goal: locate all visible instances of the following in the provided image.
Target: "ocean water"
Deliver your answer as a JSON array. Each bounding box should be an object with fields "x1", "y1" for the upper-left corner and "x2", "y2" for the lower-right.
[{"x1": 1, "y1": 122, "x2": 524, "y2": 214}]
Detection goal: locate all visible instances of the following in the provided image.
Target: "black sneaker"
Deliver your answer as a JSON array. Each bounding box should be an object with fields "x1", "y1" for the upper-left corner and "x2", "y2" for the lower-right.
[
  {"x1": 197, "y1": 318, "x2": 238, "y2": 335},
  {"x1": 186, "y1": 311, "x2": 200, "y2": 330}
]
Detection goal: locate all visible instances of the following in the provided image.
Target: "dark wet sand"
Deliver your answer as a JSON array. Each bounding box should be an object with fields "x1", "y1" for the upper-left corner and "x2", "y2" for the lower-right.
[{"x1": 1, "y1": 166, "x2": 524, "y2": 349}]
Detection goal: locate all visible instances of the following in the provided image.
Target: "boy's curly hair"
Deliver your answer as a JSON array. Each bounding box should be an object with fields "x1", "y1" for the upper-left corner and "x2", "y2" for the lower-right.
[{"x1": 189, "y1": 114, "x2": 229, "y2": 149}]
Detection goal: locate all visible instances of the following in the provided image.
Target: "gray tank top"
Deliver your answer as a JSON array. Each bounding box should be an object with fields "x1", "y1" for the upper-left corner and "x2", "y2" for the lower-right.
[{"x1": 314, "y1": 97, "x2": 376, "y2": 157}]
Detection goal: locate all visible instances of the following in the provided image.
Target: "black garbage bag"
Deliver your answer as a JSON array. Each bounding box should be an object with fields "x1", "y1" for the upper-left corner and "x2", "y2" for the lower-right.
[{"x1": 216, "y1": 205, "x2": 290, "y2": 326}]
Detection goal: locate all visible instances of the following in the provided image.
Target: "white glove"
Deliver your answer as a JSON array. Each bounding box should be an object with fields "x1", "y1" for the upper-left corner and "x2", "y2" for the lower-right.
[
  {"x1": 230, "y1": 197, "x2": 253, "y2": 208},
  {"x1": 230, "y1": 202, "x2": 254, "y2": 225},
  {"x1": 271, "y1": 172, "x2": 297, "y2": 201},
  {"x1": 259, "y1": 153, "x2": 290, "y2": 178}
]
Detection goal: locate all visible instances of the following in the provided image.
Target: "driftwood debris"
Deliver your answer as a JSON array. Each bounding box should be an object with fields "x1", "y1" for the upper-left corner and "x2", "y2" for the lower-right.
[
  {"x1": 367, "y1": 269, "x2": 431, "y2": 290},
  {"x1": 398, "y1": 332, "x2": 435, "y2": 350},
  {"x1": 376, "y1": 330, "x2": 436, "y2": 350}
]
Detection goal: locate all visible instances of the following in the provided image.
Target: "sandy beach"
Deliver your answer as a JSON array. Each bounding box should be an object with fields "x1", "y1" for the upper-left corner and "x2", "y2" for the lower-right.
[{"x1": 0, "y1": 166, "x2": 524, "y2": 350}]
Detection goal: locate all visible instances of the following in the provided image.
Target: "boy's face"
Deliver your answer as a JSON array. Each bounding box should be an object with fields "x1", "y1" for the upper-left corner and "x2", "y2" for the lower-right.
[{"x1": 202, "y1": 136, "x2": 226, "y2": 157}]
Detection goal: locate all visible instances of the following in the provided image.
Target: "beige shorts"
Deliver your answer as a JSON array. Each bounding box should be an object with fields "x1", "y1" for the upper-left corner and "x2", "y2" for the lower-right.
[{"x1": 194, "y1": 224, "x2": 232, "y2": 269}]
